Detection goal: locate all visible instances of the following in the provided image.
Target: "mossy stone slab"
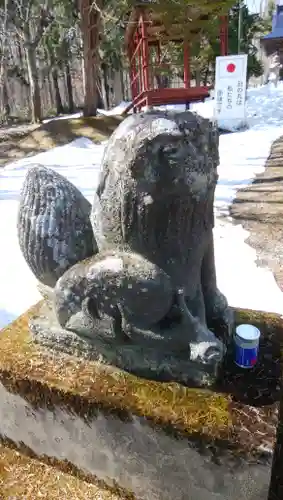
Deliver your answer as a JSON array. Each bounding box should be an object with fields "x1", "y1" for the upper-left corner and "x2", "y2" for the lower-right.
[
  {"x1": 0, "y1": 443, "x2": 121, "y2": 499},
  {"x1": 0, "y1": 303, "x2": 281, "y2": 500}
]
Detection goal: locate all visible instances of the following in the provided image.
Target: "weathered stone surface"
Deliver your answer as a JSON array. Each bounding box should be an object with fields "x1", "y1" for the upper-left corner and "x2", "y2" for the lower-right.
[
  {"x1": 0, "y1": 382, "x2": 271, "y2": 500},
  {"x1": 53, "y1": 249, "x2": 173, "y2": 332},
  {"x1": 31, "y1": 299, "x2": 222, "y2": 387},
  {"x1": 18, "y1": 111, "x2": 233, "y2": 387},
  {"x1": 92, "y1": 111, "x2": 229, "y2": 326},
  {"x1": 90, "y1": 111, "x2": 232, "y2": 376},
  {"x1": 18, "y1": 165, "x2": 97, "y2": 287}
]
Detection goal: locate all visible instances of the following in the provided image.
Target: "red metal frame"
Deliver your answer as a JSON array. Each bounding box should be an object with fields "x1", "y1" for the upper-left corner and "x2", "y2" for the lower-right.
[{"x1": 126, "y1": 12, "x2": 229, "y2": 113}]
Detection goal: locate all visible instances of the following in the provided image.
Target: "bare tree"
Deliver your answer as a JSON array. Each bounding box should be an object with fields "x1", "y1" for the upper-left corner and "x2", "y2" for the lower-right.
[
  {"x1": 80, "y1": 0, "x2": 102, "y2": 116},
  {"x1": 0, "y1": 0, "x2": 9, "y2": 121},
  {"x1": 8, "y1": 0, "x2": 54, "y2": 122}
]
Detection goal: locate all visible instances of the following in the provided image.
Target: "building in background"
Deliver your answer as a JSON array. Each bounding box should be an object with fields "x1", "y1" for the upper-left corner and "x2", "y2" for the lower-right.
[
  {"x1": 261, "y1": 0, "x2": 283, "y2": 84},
  {"x1": 247, "y1": 0, "x2": 280, "y2": 85}
]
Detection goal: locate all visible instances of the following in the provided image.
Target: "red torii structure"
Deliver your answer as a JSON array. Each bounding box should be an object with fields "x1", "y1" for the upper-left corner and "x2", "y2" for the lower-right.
[{"x1": 124, "y1": 2, "x2": 229, "y2": 112}]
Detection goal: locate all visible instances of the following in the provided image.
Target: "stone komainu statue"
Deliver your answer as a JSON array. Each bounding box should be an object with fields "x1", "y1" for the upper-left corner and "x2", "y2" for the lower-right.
[{"x1": 17, "y1": 111, "x2": 233, "y2": 387}]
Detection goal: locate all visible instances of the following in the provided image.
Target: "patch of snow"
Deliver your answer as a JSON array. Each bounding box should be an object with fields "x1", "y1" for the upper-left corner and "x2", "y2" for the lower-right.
[
  {"x1": 42, "y1": 112, "x2": 83, "y2": 124},
  {"x1": 103, "y1": 82, "x2": 283, "y2": 132},
  {"x1": 214, "y1": 221, "x2": 283, "y2": 314},
  {"x1": 191, "y1": 82, "x2": 283, "y2": 131},
  {"x1": 97, "y1": 101, "x2": 131, "y2": 116},
  {"x1": 216, "y1": 126, "x2": 283, "y2": 216},
  {"x1": 0, "y1": 138, "x2": 106, "y2": 329},
  {"x1": 2, "y1": 137, "x2": 107, "y2": 199}
]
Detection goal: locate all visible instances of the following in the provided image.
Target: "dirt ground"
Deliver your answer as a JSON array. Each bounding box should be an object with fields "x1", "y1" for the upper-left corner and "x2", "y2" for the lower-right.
[
  {"x1": 231, "y1": 135, "x2": 283, "y2": 292},
  {"x1": 0, "y1": 115, "x2": 123, "y2": 167}
]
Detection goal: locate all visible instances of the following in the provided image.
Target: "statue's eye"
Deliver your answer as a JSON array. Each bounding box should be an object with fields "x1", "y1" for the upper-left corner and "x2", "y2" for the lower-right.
[{"x1": 162, "y1": 145, "x2": 179, "y2": 155}]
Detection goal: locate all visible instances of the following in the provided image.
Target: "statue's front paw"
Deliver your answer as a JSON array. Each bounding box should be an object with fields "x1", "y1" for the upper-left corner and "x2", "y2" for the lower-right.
[{"x1": 189, "y1": 339, "x2": 225, "y2": 367}]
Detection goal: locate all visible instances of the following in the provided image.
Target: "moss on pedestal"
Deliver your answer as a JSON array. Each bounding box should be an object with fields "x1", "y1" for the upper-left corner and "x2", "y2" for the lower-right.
[
  {"x1": 0, "y1": 303, "x2": 230, "y2": 438},
  {"x1": 0, "y1": 443, "x2": 121, "y2": 500},
  {"x1": 0, "y1": 303, "x2": 281, "y2": 458}
]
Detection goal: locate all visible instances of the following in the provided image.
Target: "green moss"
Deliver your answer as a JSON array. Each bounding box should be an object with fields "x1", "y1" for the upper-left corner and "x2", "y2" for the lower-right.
[
  {"x1": 0, "y1": 303, "x2": 282, "y2": 454},
  {"x1": 0, "y1": 304, "x2": 230, "y2": 440},
  {"x1": 0, "y1": 440, "x2": 128, "y2": 499},
  {"x1": 233, "y1": 307, "x2": 283, "y2": 336}
]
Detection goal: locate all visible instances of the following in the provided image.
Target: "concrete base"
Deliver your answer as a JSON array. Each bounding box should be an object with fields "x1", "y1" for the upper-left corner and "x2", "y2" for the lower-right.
[{"x1": 0, "y1": 305, "x2": 281, "y2": 499}]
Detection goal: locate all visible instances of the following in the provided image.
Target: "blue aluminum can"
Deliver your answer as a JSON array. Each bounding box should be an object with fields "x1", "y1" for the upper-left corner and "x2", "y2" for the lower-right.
[{"x1": 234, "y1": 324, "x2": 261, "y2": 369}]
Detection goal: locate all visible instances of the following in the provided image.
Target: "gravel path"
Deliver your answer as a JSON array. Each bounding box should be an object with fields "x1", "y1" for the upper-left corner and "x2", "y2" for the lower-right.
[{"x1": 231, "y1": 134, "x2": 283, "y2": 292}]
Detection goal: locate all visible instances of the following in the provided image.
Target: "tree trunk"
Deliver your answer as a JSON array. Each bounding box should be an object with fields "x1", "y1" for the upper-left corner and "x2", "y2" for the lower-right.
[
  {"x1": 203, "y1": 67, "x2": 210, "y2": 86},
  {"x1": 0, "y1": 63, "x2": 7, "y2": 121},
  {"x1": 120, "y1": 69, "x2": 125, "y2": 101},
  {"x1": 80, "y1": 0, "x2": 101, "y2": 117},
  {"x1": 52, "y1": 68, "x2": 64, "y2": 115},
  {"x1": 0, "y1": 80, "x2": 9, "y2": 123},
  {"x1": 0, "y1": 0, "x2": 8, "y2": 121},
  {"x1": 44, "y1": 48, "x2": 54, "y2": 112},
  {"x1": 25, "y1": 44, "x2": 42, "y2": 123},
  {"x1": 79, "y1": 33, "x2": 86, "y2": 102},
  {"x1": 96, "y1": 79, "x2": 104, "y2": 109},
  {"x1": 101, "y1": 63, "x2": 110, "y2": 109},
  {"x1": 47, "y1": 73, "x2": 53, "y2": 110},
  {"x1": 65, "y1": 62, "x2": 74, "y2": 113},
  {"x1": 3, "y1": 83, "x2": 10, "y2": 120},
  {"x1": 195, "y1": 69, "x2": 201, "y2": 87},
  {"x1": 155, "y1": 74, "x2": 169, "y2": 89}
]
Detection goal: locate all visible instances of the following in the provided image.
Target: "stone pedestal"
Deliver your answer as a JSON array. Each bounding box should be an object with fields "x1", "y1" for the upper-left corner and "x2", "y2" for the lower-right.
[{"x1": 0, "y1": 305, "x2": 281, "y2": 499}]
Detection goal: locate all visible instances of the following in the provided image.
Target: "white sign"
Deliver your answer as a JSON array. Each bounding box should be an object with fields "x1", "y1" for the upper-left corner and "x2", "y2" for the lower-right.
[{"x1": 214, "y1": 54, "x2": 248, "y2": 121}]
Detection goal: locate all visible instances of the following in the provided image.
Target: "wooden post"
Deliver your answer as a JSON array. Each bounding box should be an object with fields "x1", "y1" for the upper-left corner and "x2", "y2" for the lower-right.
[{"x1": 220, "y1": 15, "x2": 228, "y2": 56}]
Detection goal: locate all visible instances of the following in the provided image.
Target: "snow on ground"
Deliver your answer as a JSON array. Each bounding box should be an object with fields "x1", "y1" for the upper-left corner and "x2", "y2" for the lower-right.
[
  {"x1": 97, "y1": 101, "x2": 131, "y2": 116},
  {"x1": 191, "y1": 82, "x2": 283, "y2": 131},
  {"x1": 1, "y1": 83, "x2": 283, "y2": 329},
  {"x1": 0, "y1": 138, "x2": 106, "y2": 328},
  {"x1": 42, "y1": 112, "x2": 83, "y2": 124},
  {"x1": 97, "y1": 82, "x2": 283, "y2": 131}
]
